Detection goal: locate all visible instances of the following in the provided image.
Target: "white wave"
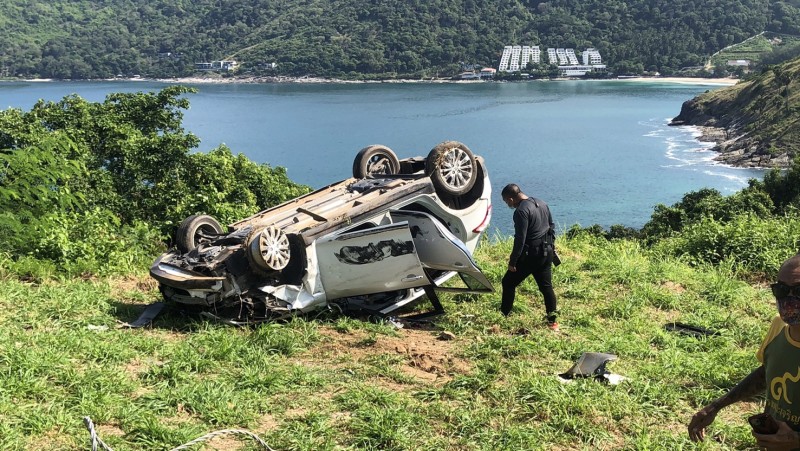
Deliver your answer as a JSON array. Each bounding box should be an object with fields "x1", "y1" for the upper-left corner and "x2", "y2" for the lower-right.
[
  {"x1": 638, "y1": 118, "x2": 663, "y2": 129},
  {"x1": 648, "y1": 119, "x2": 752, "y2": 168},
  {"x1": 647, "y1": 120, "x2": 763, "y2": 188},
  {"x1": 702, "y1": 169, "x2": 750, "y2": 186}
]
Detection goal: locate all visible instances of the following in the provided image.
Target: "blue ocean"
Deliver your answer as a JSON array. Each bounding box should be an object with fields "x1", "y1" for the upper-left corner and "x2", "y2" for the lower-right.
[{"x1": 0, "y1": 80, "x2": 764, "y2": 236}]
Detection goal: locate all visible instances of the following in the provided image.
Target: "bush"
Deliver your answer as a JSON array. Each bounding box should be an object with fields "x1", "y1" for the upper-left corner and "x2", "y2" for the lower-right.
[
  {"x1": 1, "y1": 88, "x2": 310, "y2": 276},
  {"x1": 762, "y1": 156, "x2": 800, "y2": 213},
  {"x1": 565, "y1": 224, "x2": 641, "y2": 241},
  {"x1": 7, "y1": 208, "x2": 165, "y2": 277},
  {"x1": 0, "y1": 87, "x2": 310, "y2": 239},
  {"x1": 642, "y1": 186, "x2": 774, "y2": 239},
  {"x1": 650, "y1": 213, "x2": 800, "y2": 277},
  {"x1": 159, "y1": 145, "x2": 310, "y2": 230}
]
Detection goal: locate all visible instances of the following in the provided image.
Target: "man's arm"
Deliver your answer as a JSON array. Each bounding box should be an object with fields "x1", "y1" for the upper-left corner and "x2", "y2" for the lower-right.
[
  {"x1": 688, "y1": 365, "x2": 766, "y2": 442},
  {"x1": 508, "y1": 208, "x2": 528, "y2": 268}
]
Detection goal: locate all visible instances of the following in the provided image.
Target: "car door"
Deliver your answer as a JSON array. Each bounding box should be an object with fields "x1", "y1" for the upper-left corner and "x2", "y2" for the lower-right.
[
  {"x1": 315, "y1": 222, "x2": 429, "y2": 299},
  {"x1": 389, "y1": 210, "x2": 493, "y2": 293}
]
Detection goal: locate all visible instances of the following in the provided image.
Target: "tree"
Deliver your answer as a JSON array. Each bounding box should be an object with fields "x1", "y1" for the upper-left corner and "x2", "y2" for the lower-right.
[{"x1": 0, "y1": 86, "x2": 310, "y2": 236}]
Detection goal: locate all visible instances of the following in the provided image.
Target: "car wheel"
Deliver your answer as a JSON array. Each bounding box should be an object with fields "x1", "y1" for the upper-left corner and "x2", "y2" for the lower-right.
[
  {"x1": 247, "y1": 226, "x2": 291, "y2": 271},
  {"x1": 425, "y1": 141, "x2": 478, "y2": 197},
  {"x1": 353, "y1": 145, "x2": 400, "y2": 178},
  {"x1": 176, "y1": 214, "x2": 224, "y2": 253}
]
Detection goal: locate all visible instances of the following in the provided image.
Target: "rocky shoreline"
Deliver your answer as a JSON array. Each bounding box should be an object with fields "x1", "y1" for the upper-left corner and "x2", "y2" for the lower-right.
[
  {"x1": 687, "y1": 124, "x2": 791, "y2": 168},
  {"x1": 667, "y1": 63, "x2": 800, "y2": 170}
]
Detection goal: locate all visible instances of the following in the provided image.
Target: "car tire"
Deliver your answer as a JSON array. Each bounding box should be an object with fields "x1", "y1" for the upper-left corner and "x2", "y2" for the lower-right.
[
  {"x1": 176, "y1": 214, "x2": 224, "y2": 253},
  {"x1": 353, "y1": 145, "x2": 400, "y2": 178},
  {"x1": 246, "y1": 226, "x2": 291, "y2": 271},
  {"x1": 425, "y1": 141, "x2": 478, "y2": 197}
]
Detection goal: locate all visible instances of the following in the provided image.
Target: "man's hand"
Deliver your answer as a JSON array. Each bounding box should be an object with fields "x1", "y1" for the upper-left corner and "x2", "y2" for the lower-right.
[
  {"x1": 688, "y1": 404, "x2": 719, "y2": 442},
  {"x1": 753, "y1": 420, "x2": 800, "y2": 451},
  {"x1": 508, "y1": 264, "x2": 516, "y2": 272}
]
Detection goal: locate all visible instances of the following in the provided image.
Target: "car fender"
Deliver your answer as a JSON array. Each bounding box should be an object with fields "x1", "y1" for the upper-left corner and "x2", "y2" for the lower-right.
[{"x1": 257, "y1": 243, "x2": 327, "y2": 311}]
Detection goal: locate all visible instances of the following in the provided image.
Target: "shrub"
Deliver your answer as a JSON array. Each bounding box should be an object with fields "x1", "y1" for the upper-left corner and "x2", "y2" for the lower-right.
[
  {"x1": 8, "y1": 208, "x2": 164, "y2": 277},
  {"x1": 650, "y1": 213, "x2": 800, "y2": 277},
  {"x1": 0, "y1": 87, "x2": 310, "y2": 239},
  {"x1": 159, "y1": 145, "x2": 310, "y2": 229},
  {"x1": 642, "y1": 186, "x2": 774, "y2": 239},
  {"x1": 1, "y1": 88, "x2": 310, "y2": 276}
]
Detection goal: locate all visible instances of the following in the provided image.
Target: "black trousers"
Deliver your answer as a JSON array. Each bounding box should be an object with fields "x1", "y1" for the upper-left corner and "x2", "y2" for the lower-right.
[{"x1": 501, "y1": 250, "x2": 557, "y2": 320}]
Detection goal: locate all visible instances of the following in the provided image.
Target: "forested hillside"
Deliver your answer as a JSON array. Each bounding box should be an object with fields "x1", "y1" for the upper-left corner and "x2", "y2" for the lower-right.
[
  {"x1": 2, "y1": 0, "x2": 800, "y2": 79},
  {"x1": 672, "y1": 55, "x2": 800, "y2": 167}
]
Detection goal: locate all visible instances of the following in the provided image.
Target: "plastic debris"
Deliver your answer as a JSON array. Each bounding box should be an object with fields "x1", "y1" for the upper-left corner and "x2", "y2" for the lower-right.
[{"x1": 558, "y1": 352, "x2": 627, "y2": 385}]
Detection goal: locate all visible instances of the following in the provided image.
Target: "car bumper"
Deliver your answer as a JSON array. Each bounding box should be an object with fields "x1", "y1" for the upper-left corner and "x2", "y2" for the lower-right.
[{"x1": 149, "y1": 253, "x2": 225, "y2": 291}]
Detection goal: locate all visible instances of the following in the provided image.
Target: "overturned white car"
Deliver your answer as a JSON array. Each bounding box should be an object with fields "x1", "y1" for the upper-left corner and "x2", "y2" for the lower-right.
[{"x1": 149, "y1": 141, "x2": 493, "y2": 323}]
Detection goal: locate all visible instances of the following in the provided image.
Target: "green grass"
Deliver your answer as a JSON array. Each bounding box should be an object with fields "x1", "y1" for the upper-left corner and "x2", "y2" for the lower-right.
[{"x1": 0, "y1": 233, "x2": 777, "y2": 450}]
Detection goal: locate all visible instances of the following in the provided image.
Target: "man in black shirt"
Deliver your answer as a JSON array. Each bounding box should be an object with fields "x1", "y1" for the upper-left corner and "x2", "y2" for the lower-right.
[{"x1": 500, "y1": 183, "x2": 559, "y2": 331}]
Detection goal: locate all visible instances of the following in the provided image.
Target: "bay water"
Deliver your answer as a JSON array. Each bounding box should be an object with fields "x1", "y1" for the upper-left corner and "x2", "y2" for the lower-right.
[{"x1": 0, "y1": 80, "x2": 764, "y2": 237}]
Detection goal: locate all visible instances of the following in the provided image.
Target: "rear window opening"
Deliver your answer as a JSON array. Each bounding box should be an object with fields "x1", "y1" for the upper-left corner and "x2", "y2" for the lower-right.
[{"x1": 343, "y1": 221, "x2": 379, "y2": 233}]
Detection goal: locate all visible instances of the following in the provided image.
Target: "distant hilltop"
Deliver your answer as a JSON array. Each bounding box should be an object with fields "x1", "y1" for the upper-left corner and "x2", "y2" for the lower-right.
[{"x1": 2, "y1": 1, "x2": 800, "y2": 80}]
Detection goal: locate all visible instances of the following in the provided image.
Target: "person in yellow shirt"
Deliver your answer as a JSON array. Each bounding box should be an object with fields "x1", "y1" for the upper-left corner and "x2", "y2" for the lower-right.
[{"x1": 689, "y1": 254, "x2": 800, "y2": 450}]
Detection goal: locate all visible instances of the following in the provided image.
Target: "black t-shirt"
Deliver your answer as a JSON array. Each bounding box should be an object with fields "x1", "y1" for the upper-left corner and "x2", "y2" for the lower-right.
[{"x1": 509, "y1": 197, "x2": 553, "y2": 265}]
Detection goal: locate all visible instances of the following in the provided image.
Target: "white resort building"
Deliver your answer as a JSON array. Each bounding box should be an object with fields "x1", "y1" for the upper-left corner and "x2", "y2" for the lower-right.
[
  {"x1": 565, "y1": 49, "x2": 579, "y2": 65},
  {"x1": 554, "y1": 48, "x2": 569, "y2": 65},
  {"x1": 583, "y1": 48, "x2": 602, "y2": 65},
  {"x1": 499, "y1": 45, "x2": 606, "y2": 77},
  {"x1": 195, "y1": 60, "x2": 239, "y2": 71},
  {"x1": 498, "y1": 45, "x2": 541, "y2": 72},
  {"x1": 546, "y1": 48, "x2": 558, "y2": 65}
]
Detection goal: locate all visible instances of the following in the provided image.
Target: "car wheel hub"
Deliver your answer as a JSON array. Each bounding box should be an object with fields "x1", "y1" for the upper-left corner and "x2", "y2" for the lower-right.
[
  {"x1": 439, "y1": 147, "x2": 473, "y2": 190},
  {"x1": 250, "y1": 226, "x2": 290, "y2": 270}
]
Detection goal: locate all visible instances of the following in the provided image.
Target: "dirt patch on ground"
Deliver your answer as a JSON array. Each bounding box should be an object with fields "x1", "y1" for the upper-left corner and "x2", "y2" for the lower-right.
[
  {"x1": 109, "y1": 275, "x2": 159, "y2": 300},
  {"x1": 124, "y1": 357, "x2": 163, "y2": 377},
  {"x1": 135, "y1": 327, "x2": 187, "y2": 343},
  {"x1": 309, "y1": 327, "x2": 472, "y2": 383},
  {"x1": 201, "y1": 432, "x2": 261, "y2": 450},
  {"x1": 96, "y1": 423, "x2": 125, "y2": 439},
  {"x1": 662, "y1": 281, "x2": 686, "y2": 294},
  {"x1": 282, "y1": 406, "x2": 310, "y2": 419},
  {"x1": 26, "y1": 428, "x2": 78, "y2": 450},
  {"x1": 255, "y1": 413, "x2": 279, "y2": 433},
  {"x1": 643, "y1": 306, "x2": 681, "y2": 324}
]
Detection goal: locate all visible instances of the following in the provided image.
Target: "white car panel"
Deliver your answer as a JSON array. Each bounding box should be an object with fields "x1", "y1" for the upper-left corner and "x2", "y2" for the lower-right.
[
  {"x1": 315, "y1": 222, "x2": 428, "y2": 299},
  {"x1": 390, "y1": 210, "x2": 493, "y2": 291}
]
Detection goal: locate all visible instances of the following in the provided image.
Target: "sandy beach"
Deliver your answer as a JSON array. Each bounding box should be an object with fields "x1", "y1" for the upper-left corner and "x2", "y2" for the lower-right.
[
  {"x1": 14, "y1": 75, "x2": 741, "y2": 86},
  {"x1": 152, "y1": 75, "x2": 741, "y2": 86},
  {"x1": 608, "y1": 76, "x2": 739, "y2": 86},
  {"x1": 153, "y1": 75, "x2": 479, "y2": 84}
]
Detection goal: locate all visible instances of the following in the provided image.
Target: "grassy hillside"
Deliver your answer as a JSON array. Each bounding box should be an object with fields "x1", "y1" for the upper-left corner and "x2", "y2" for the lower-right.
[
  {"x1": 1, "y1": 0, "x2": 799, "y2": 79},
  {"x1": 672, "y1": 55, "x2": 800, "y2": 167},
  {"x1": 0, "y1": 233, "x2": 778, "y2": 449},
  {"x1": 709, "y1": 32, "x2": 800, "y2": 69}
]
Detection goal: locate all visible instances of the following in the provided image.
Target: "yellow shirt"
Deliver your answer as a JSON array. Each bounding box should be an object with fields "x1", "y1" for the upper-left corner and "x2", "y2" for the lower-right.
[{"x1": 757, "y1": 316, "x2": 800, "y2": 429}]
